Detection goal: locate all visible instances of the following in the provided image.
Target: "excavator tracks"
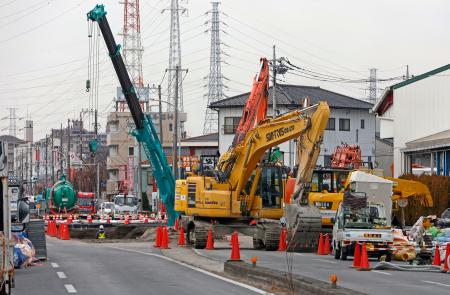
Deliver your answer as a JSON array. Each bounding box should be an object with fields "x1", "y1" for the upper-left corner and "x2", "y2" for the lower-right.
[
  {"x1": 253, "y1": 223, "x2": 280, "y2": 251},
  {"x1": 189, "y1": 227, "x2": 209, "y2": 249}
]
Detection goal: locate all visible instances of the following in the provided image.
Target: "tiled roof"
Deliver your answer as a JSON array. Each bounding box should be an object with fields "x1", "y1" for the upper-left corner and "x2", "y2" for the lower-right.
[{"x1": 210, "y1": 84, "x2": 373, "y2": 109}]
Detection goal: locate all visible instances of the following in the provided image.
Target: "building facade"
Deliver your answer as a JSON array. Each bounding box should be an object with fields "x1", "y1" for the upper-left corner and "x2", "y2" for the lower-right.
[
  {"x1": 210, "y1": 85, "x2": 375, "y2": 168},
  {"x1": 374, "y1": 64, "x2": 450, "y2": 177}
]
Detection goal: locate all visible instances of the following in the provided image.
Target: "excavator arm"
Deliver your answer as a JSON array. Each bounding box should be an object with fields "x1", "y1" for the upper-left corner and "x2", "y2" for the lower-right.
[
  {"x1": 232, "y1": 58, "x2": 269, "y2": 146},
  {"x1": 87, "y1": 5, "x2": 177, "y2": 225},
  {"x1": 216, "y1": 102, "x2": 330, "y2": 213}
]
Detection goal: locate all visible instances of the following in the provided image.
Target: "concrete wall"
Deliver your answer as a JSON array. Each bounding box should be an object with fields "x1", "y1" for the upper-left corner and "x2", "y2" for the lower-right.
[
  {"x1": 393, "y1": 68, "x2": 450, "y2": 176},
  {"x1": 218, "y1": 106, "x2": 375, "y2": 167}
]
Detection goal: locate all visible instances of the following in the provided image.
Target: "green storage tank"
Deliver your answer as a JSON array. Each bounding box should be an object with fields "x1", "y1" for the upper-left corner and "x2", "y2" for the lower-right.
[{"x1": 46, "y1": 175, "x2": 77, "y2": 213}]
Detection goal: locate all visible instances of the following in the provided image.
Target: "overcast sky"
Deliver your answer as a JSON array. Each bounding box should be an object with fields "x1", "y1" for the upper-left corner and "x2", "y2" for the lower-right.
[{"x1": 1, "y1": 0, "x2": 449, "y2": 140}]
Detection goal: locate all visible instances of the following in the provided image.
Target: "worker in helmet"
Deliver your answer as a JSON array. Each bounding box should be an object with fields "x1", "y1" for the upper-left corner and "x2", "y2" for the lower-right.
[{"x1": 96, "y1": 225, "x2": 106, "y2": 239}]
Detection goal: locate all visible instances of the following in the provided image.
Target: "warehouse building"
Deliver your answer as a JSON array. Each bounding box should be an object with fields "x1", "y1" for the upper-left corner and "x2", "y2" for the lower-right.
[
  {"x1": 209, "y1": 84, "x2": 375, "y2": 167},
  {"x1": 373, "y1": 64, "x2": 450, "y2": 177}
]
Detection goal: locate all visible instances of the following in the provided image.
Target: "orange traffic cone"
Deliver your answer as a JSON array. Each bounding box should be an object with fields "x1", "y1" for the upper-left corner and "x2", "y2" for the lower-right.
[
  {"x1": 433, "y1": 244, "x2": 441, "y2": 266},
  {"x1": 174, "y1": 218, "x2": 179, "y2": 232},
  {"x1": 178, "y1": 227, "x2": 186, "y2": 246},
  {"x1": 229, "y1": 232, "x2": 241, "y2": 261},
  {"x1": 60, "y1": 223, "x2": 70, "y2": 240},
  {"x1": 278, "y1": 228, "x2": 287, "y2": 251},
  {"x1": 87, "y1": 215, "x2": 92, "y2": 224},
  {"x1": 154, "y1": 225, "x2": 162, "y2": 247},
  {"x1": 358, "y1": 243, "x2": 370, "y2": 271},
  {"x1": 352, "y1": 243, "x2": 361, "y2": 268},
  {"x1": 161, "y1": 226, "x2": 170, "y2": 249},
  {"x1": 56, "y1": 223, "x2": 61, "y2": 239},
  {"x1": 124, "y1": 216, "x2": 130, "y2": 225},
  {"x1": 324, "y1": 234, "x2": 331, "y2": 255},
  {"x1": 144, "y1": 215, "x2": 149, "y2": 223},
  {"x1": 443, "y1": 243, "x2": 450, "y2": 271},
  {"x1": 317, "y1": 233, "x2": 325, "y2": 255},
  {"x1": 205, "y1": 227, "x2": 214, "y2": 250},
  {"x1": 106, "y1": 215, "x2": 111, "y2": 224}
]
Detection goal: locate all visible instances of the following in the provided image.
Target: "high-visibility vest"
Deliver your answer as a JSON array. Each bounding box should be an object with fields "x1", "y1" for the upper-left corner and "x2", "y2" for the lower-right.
[{"x1": 98, "y1": 232, "x2": 106, "y2": 239}]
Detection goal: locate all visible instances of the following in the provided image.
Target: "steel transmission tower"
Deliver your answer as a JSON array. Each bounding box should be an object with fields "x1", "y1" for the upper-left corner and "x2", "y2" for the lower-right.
[
  {"x1": 121, "y1": 0, "x2": 144, "y2": 87},
  {"x1": 368, "y1": 68, "x2": 377, "y2": 103},
  {"x1": 204, "y1": 2, "x2": 226, "y2": 134},
  {"x1": 164, "y1": 0, "x2": 186, "y2": 112}
]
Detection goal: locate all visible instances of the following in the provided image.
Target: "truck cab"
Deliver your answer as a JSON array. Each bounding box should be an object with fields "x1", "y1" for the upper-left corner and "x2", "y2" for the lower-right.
[
  {"x1": 332, "y1": 171, "x2": 394, "y2": 261},
  {"x1": 77, "y1": 192, "x2": 96, "y2": 216}
]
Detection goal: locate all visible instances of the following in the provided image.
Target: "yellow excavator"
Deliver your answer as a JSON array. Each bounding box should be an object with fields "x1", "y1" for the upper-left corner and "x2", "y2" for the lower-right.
[
  {"x1": 307, "y1": 167, "x2": 433, "y2": 230},
  {"x1": 175, "y1": 101, "x2": 330, "y2": 250}
]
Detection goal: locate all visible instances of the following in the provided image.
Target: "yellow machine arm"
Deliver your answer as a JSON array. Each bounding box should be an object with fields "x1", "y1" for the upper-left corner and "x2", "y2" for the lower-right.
[
  {"x1": 291, "y1": 102, "x2": 330, "y2": 204},
  {"x1": 216, "y1": 102, "x2": 330, "y2": 203},
  {"x1": 384, "y1": 177, "x2": 433, "y2": 207}
]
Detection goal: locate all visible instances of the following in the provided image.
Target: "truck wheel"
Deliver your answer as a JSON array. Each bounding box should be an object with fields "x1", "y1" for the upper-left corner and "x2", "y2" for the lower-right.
[
  {"x1": 334, "y1": 244, "x2": 341, "y2": 259},
  {"x1": 340, "y1": 246, "x2": 348, "y2": 260}
]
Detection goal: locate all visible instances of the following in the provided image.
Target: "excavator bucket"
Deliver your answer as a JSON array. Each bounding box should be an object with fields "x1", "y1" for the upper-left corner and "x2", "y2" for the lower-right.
[{"x1": 285, "y1": 204, "x2": 323, "y2": 252}]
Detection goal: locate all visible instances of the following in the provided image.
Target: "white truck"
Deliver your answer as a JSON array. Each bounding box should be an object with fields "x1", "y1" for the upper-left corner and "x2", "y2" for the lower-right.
[
  {"x1": 332, "y1": 171, "x2": 395, "y2": 261},
  {"x1": 112, "y1": 194, "x2": 138, "y2": 218}
]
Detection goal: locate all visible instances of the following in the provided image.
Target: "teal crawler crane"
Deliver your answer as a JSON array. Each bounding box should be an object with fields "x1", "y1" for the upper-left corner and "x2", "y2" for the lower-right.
[{"x1": 87, "y1": 4, "x2": 177, "y2": 225}]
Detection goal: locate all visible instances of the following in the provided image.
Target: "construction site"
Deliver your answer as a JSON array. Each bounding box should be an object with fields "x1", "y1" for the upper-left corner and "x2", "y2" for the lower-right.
[{"x1": 1, "y1": 1, "x2": 450, "y2": 295}]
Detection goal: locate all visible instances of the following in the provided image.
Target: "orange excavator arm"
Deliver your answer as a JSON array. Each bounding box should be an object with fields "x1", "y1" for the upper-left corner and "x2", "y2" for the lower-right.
[{"x1": 232, "y1": 58, "x2": 269, "y2": 146}]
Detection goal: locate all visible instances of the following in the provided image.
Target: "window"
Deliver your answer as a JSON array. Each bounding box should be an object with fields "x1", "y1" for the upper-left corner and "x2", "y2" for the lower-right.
[
  {"x1": 339, "y1": 118, "x2": 350, "y2": 131},
  {"x1": 324, "y1": 155, "x2": 332, "y2": 167},
  {"x1": 224, "y1": 117, "x2": 241, "y2": 134},
  {"x1": 108, "y1": 170, "x2": 117, "y2": 180},
  {"x1": 109, "y1": 145, "x2": 118, "y2": 156},
  {"x1": 361, "y1": 119, "x2": 365, "y2": 129},
  {"x1": 169, "y1": 123, "x2": 173, "y2": 132},
  {"x1": 108, "y1": 121, "x2": 118, "y2": 132},
  {"x1": 326, "y1": 118, "x2": 335, "y2": 130},
  {"x1": 128, "y1": 146, "x2": 134, "y2": 156}
]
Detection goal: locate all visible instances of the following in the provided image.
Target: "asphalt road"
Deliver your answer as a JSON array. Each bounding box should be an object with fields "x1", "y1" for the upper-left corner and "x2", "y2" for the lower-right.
[
  {"x1": 196, "y1": 241, "x2": 450, "y2": 295},
  {"x1": 13, "y1": 238, "x2": 267, "y2": 295}
]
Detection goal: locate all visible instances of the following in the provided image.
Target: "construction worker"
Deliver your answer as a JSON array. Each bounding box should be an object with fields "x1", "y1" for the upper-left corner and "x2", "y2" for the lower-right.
[{"x1": 96, "y1": 225, "x2": 106, "y2": 239}]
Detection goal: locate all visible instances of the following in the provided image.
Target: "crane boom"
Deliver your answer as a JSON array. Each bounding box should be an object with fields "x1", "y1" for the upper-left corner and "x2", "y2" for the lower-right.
[{"x1": 87, "y1": 5, "x2": 177, "y2": 225}]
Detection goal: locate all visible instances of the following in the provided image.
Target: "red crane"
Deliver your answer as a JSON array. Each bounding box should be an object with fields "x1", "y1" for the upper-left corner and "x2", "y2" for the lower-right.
[{"x1": 331, "y1": 143, "x2": 363, "y2": 169}]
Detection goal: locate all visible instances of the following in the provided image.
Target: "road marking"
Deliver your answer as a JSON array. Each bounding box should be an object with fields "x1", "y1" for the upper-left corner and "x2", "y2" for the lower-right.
[
  {"x1": 107, "y1": 246, "x2": 273, "y2": 295},
  {"x1": 51, "y1": 263, "x2": 60, "y2": 268},
  {"x1": 57, "y1": 271, "x2": 67, "y2": 279},
  {"x1": 371, "y1": 270, "x2": 392, "y2": 276},
  {"x1": 64, "y1": 284, "x2": 77, "y2": 293},
  {"x1": 422, "y1": 280, "x2": 450, "y2": 288},
  {"x1": 294, "y1": 253, "x2": 304, "y2": 256},
  {"x1": 312, "y1": 258, "x2": 337, "y2": 264}
]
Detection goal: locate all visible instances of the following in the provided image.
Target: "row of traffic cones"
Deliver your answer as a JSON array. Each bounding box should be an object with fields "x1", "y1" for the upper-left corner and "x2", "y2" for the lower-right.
[
  {"x1": 433, "y1": 243, "x2": 450, "y2": 271},
  {"x1": 317, "y1": 233, "x2": 331, "y2": 255},
  {"x1": 154, "y1": 225, "x2": 171, "y2": 249},
  {"x1": 352, "y1": 242, "x2": 370, "y2": 271},
  {"x1": 57, "y1": 223, "x2": 70, "y2": 240},
  {"x1": 46, "y1": 220, "x2": 57, "y2": 237}
]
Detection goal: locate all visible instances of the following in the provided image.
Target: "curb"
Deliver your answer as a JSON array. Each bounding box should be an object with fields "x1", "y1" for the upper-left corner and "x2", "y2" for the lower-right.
[{"x1": 224, "y1": 261, "x2": 367, "y2": 295}]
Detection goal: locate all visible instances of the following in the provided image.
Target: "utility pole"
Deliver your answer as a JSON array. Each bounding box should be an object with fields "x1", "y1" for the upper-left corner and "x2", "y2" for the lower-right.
[
  {"x1": 94, "y1": 109, "x2": 98, "y2": 137},
  {"x1": 158, "y1": 84, "x2": 163, "y2": 145},
  {"x1": 369, "y1": 68, "x2": 377, "y2": 104},
  {"x1": 45, "y1": 135, "x2": 48, "y2": 186},
  {"x1": 20, "y1": 149, "x2": 23, "y2": 182},
  {"x1": 30, "y1": 143, "x2": 33, "y2": 194},
  {"x1": 272, "y1": 45, "x2": 277, "y2": 117},
  {"x1": 137, "y1": 142, "x2": 142, "y2": 211},
  {"x1": 60, "y1": 123, "x2": 63, "y2": 177},
  {"x1": 173, "y1": 66, "x2": 179, "y2": 178},
  {"x1": 67, "y1": 119, "x2": 71, "y2": 175},
  {"x1": 51, "y1": 129, "x2": 54, "y2": 183},
  {"x1": 406, "y1": 65, "x2": 410, "y2": 80},
  {"x1": 80, "y1": 111, "x2": 83, "y2": 163}
]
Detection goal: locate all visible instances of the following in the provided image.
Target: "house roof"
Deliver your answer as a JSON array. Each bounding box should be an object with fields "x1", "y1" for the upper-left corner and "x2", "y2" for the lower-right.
[
  {"x1": 392, "y1": 64, "x2": 450, "y2": 90},
  {"x1": 209, "y1": 84, "x2": 373, "y2": 110},
  {"x1": 0, "y1": 135, "x2": 25, "y2": 145},
  {"x1": 403, "y1": 129, "x2": 450, "y2": 152}
]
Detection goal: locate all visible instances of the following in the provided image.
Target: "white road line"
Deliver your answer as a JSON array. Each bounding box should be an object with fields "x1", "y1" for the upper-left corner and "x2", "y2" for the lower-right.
[
  {"x1": 312, "y1": 258, "x2": 337, "y2": 264},
  {"x1": 64, "y1": 284, "x2": 77, "y2": 293},
  {"x1": 371, "y1": 270, "x2": 392, "y2": 276},
  {"x1": 422, "y1": 280, "x2": 450, "y2": 288},
  {"x1": 57, "y1": 271, "x2": 67, "y2": 279},
  {"x1": 51, "y1": 263, "x2": 60, "y2": 268},
  {"x1": 294, "y1": 253, "x2": 304, "y2": 256},
  {"x1": 107, "y1": 246, "x2": 273, "y2": 295}
]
